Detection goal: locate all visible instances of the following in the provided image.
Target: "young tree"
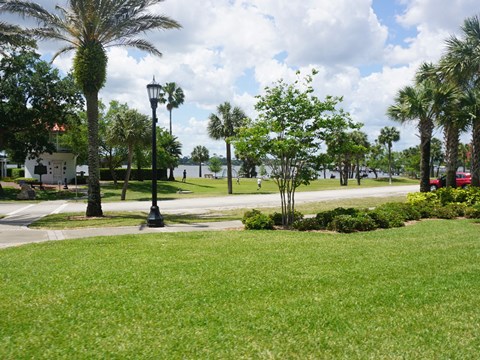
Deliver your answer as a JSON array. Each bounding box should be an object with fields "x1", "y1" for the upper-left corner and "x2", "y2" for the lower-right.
[
  {"x1": 235, "y1": 70, "x2": 357, "y2": 226},
  {"x1": 107, "y1": 108, "x2": 150, "y2": 200},
  {"x1": 159, "y1": 82, "x2": 185, "y2": 180},
  {"x1": 208, "y1": 157, "x2": 222, "y2": 178},
  {"x1": 157, "y1": 129, "x2": 182, "y2": 178},
  {"x1": 191, "y1": 145, "x2": 209, "y2": 178},
  {"x1": 0, "y1": 0, "x2": 181, "y2": 216},
  {"x1": 208, "y1": 102, "x2": 247, "y2": 194},
  {"x1": 378, "y1": 126, "x2": 400, "y2": 185}
]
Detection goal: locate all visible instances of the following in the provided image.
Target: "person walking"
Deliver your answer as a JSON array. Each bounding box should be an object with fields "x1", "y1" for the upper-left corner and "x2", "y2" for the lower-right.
[
  {"x1": 182, "y1": 169, "x2": 187, "y2": 183},
  {"x1": 257, "y1": 177, "x2": 262, "y2": 190}
]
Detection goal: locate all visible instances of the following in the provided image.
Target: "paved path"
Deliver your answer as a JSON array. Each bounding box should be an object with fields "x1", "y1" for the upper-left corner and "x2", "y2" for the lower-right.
[{"x1": 0, "y1": 185, "x2": 418, "y2": 249}]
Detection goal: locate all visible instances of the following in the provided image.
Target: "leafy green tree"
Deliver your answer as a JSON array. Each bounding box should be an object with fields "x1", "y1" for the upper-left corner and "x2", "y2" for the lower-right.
[
  {"x1": 235, "y1": 70, "x2": 357, "y2": 226},
  {"x1": 208, "y1": 102, "x2": 247, "y2": 194},
  {"x1": 0, "y1": 44, "x2": 83, "y2": 162},
  {"x1": 458, "y1": 142, "x2": 470, "y2": 172},
  {"x1": 378, "y1": 126, "x2": 400, "y2": 185},
  {"x1": 157, "y1": 129, "x2": 182, "y2": 177},
  {"x1": 350, "y1": 130, "x2": 370, "y2": 185},
  {"x1": 0, "y1": 0, "x2": 181, "y2": 216},
  {"x1": 107, "y1": 108, "x2": 150, "y2": 200},
  {"x1": 208, "y1": 157, "x2": 222, "y2": 177},
  {"x1": 191, "y1": 145, "x2": 209, "y2": 177},
  {"x1": 365, "y1": 141, "x2": 385, "y2": 179}
]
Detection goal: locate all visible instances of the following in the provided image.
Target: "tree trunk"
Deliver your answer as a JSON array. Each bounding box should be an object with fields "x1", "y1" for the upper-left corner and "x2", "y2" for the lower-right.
[
  {"x1": 121, "y1": 146, "x2": 134, "y2": 201},
  {"x1": 85, "y1": 90, "x2": 103, "y2": 217},
  {"x1": 471, "y1": 119, "x2": 480, "y2": 187},
  {"x1": 226, "y1": 141, "x2": 233, "y2": 194},
  {"x1": 444, "y1": 122, "x2": 459, "y2": 188},
  {"x1": 198, "y1": 163, "x2": 202, "y2": 178},
  {"x1": 419, "y1": 118, "x2": 433, "y2": 193},
  {"x1": 388, "y1": 146, "x2": 393, "y2": 185},
  {"x1": 168, "y1": 167, "x2": 175, "y2": 181}
]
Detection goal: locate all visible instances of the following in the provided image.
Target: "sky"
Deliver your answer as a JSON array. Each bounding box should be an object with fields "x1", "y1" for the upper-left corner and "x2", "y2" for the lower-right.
[{"x1": 2, "y1": 0, "x2": 480, "y2": 158}]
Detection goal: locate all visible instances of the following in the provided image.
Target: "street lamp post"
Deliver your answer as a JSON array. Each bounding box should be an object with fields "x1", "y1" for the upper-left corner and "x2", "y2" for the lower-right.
[{"x1": 146, "y1": 76, "x2": 164, "y2": 227}]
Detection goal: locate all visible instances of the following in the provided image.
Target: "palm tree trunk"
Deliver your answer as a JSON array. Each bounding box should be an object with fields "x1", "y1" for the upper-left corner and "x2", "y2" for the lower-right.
[
  {"x1": 419, "y1": 119, "x2": 433, "y2": 193},
  {"x1": 388, "y1": 146, "x2": 393, "y2": 185},
  {"x1": 471, "y1": 119, "x2": 480, "y2": 187},
  {"x1": 444, "y1": 122, "x2": 459, "y2": 188},
  {"x1": 226, "y1": 142, "x2": 233, "y2": 194},
  {"x1": 85, "y1": 90, "x2": 103, "y2": 217},
  {"x1": 121, "y1": 146, "x2": 134, "y2": 201},
  {"x1": 198, "y1": 163, "x2": 202, "y2": 178}
]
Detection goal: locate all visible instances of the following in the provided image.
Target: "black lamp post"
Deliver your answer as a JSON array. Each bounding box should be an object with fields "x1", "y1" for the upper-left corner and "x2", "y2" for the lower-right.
[{"x1": 146, "y1": 76, "x2": 164, "y2": 227}]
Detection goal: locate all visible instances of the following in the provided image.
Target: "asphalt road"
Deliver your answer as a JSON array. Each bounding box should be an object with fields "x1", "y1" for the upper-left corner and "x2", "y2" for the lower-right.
[{"x1": 0, "y1": 185, "x2": 418, "y2": 248}]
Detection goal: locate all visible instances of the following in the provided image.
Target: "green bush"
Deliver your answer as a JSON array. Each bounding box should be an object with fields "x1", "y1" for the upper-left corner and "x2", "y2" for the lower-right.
[
  {"x1": 242, "y1": 209, "x2": 262, "y2": 224},
  {"x1": 11, "y1": 168, "x2": 25, "y2": 179},
  {"x1": 407, "y1": 191, "x2": 440, "y2": 206},
  {"x1": 410, "y1": 200, "x2": 436, "y2": 219},
  {"x1": 434, "y1": 205, "x2": 459, "y2": 219},
  {"x1": 14, "y1": 177, "x2": 38, "y2": 184},
  {"x1": 99, "y1": 168, "x2": 168, "y2": 181},
  {"x1": 316, "y1": 207, "x2": 359, "y2": 228},
  {"x1": 243, "y1": 212, "x2": 274, "y2": 230},
  {"x1": 291, "y1": 217, "x2": 323, "y2": 231},
  {"x1": 465, "y1": 204, "x2": 480, "y2": 219},
  {"x1": 375, "y1": 202, "x2": 421, "y2": 221},
  {"x1": 365, "y1": 210, "x2": 394, "y2": 229},
  {"x1": 269, "y1": 211, "x2": 304, "y2": 226},
  {"x1": 465, "y1": 187, "x2": 480, "y2": 205},
  {"x1": 327, "y1": 214, "x2": 377, "y2": 233}
]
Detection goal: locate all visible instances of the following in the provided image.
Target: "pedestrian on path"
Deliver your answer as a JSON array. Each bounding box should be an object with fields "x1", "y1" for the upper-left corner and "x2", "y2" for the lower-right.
[
  {"x1": 257, "y1": 178, "x2": 262, "y2": 190},
  {"x1": 182, "y1": 169, "x2": 187, "y2": 183}
]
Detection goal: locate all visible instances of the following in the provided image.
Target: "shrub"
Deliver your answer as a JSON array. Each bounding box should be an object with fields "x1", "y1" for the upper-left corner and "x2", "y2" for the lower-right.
[
  {"x1": 435, "y1": 187, "x2": 466, "y2": 205},
  {"x1": 365, "y1": 210, "x2": 394, "y2": 229},
  {"x1": 291, "y1": 217, "x2": 323, "y2": 231},
  {"x1": 465, "y1": 187, "x2": 480, "y2": 205},
  {"x1": 375, "y1": 202, "x2": 421, "y2": 221},
  {"x1": 270, "y1": 211, "x2": 304, "y2": 226},
  {"x1": 242, "y1": 209, "x2": 262, "y2": 224},
  {"x1": 327, "y1": 214, "x2": 377, "y2": 233},
  {"x1": 410, "y1": 200, "x2": 436, "y2": 219},
  {"x1": 465, "y1": 204, "x2": 480, "y2": 219},
  {"x1": 434, "y1": 205, "x2": 459, "y2": 219},
  {"x1": 407, "y1": 191, "x2": 440, "y2": 206},
  {"x1": 316, "y1": 207, "x2": 359, "y2": 228},
  {"x1": 11, "y1": 168, "x2": 25, "y2": 179},
  {"x1": 244, "y1": 212, "x2": 274, "y2": 230}
]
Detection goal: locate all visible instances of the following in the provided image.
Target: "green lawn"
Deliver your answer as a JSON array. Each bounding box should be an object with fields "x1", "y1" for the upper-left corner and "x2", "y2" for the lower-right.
[
  {"x1": 0, "y1": 177, "x2": 418, "y2": 201},
  {"x1": 1, "y1": 219, "x2": 480, "y2": 358}
]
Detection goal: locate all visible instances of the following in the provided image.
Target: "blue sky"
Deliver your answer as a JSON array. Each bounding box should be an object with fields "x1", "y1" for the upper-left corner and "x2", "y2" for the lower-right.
[{"x1": 3, "y1": 0, "x2": 480, "y2": 158}]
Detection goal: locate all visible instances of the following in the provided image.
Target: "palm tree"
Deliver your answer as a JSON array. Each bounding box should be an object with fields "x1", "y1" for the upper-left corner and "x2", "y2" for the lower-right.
[
  {"x1": 387, "y1": 82, "x2": 435, "y2": 193},
  {"x1": 430, "y1": 138, "x2": 444, "y2": 177},
  {"x1": 442, "y1": 15, "x2": 480, "y2": 186},
  {"x1": 159, "y1": 82, "x2": 185, "y2": 135},
  {"x1": 349, "y1": 130, "x2": 370, "y2": 185},
  {"x1": 159, "y1": 82, "x2": 184, "y2": 180},
  {"x1": 207, "y1": 102, "x2": 247, "y2": 194},
  {"x1": 107, "y1": 108, "x2": 150, "y2": 201},
  {"x1": 378, "y1": 126, "x2": 400, "y2": 185},
  {"x1": 0, "y1": 0, "x2": 181, "y2": 216},
  {"x1": 191, "y1": 145, "x2": 209, "y2": 178},
  {"x1": 157, "y1": 129, "x2": 182, "y2": 177}
]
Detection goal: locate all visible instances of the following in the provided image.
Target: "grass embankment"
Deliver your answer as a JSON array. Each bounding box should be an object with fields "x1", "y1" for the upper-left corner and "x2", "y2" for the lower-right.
[
  {"x1": 1, "y1": 219, "x2": 480, "y2": 358},
  {"x1": 29, "y1": 195, "x2": 407, "y2": 229}
]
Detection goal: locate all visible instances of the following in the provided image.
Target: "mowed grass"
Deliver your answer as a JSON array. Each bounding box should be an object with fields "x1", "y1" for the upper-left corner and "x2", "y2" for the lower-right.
[
  {"x1": 100, "y1": 177, "x2": 418, "y2": 201},
  {"x1": 1, "y1": 219, "x2": 480, "y2": 358}
]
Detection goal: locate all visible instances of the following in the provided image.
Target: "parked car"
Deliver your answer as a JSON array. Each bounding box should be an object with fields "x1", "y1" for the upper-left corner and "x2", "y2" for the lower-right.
[{"x1": 429, "y1": 172, "x2": 471, "y2": 191}]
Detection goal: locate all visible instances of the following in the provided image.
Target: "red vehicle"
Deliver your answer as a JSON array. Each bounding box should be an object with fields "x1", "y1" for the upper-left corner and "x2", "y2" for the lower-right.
[{"x1": 429, "y1": 172, "x2": 471, "y2": 191}]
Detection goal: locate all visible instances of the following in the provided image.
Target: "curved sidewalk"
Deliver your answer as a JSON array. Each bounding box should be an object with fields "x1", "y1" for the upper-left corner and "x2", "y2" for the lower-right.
[{"x1": 0, "y1": 220, "x2": 243, "y2": 249}]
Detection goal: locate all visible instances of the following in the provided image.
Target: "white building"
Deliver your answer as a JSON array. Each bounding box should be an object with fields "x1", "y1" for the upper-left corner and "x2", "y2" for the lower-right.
[{"x1": 24, "y1": 152, "x2": 77, "y2": 185}]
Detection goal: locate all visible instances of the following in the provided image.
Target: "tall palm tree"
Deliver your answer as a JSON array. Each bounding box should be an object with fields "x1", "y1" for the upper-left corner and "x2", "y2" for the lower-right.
[
  {"x1": 442, "y1": 14, "x2": 480, "y2": 186},
  {"x1": 0, "y1": 0, "x2": 181, "y2": 216},
  {"x1": 159, "y1": 82, "x2": 185, "y2": 135},
  {"x1": 418, "y1": 61, "x2": 462, "y2": 187},
  {"x1": 159, "y1": 82, "x2": 184, "y2": 180},
  {"x1": 208, "y1": 102, "x2": 246, "y2": 194},
  {"x1": 191, "y1": 145, "x2": 209, "y2": 178},
  {"x1": 378, "y1": 126, "x2": 400, "y2": 185},
  {"x1": 387, "y1": 82, "x2": 436, "y2": 192},
  {"x1": 107, "y1": 108, "x2": 150, "y2": 201}
]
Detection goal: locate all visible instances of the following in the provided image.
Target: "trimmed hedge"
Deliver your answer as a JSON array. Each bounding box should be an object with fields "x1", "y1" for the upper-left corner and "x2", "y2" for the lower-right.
[{"x1": 100, "y1": 168, "x2": 168, "y2": 181}]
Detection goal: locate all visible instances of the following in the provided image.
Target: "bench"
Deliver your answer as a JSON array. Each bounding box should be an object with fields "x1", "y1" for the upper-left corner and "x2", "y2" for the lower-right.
[{"x1": 204, "y1": 174, "x2": 214, "y2": 179}]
